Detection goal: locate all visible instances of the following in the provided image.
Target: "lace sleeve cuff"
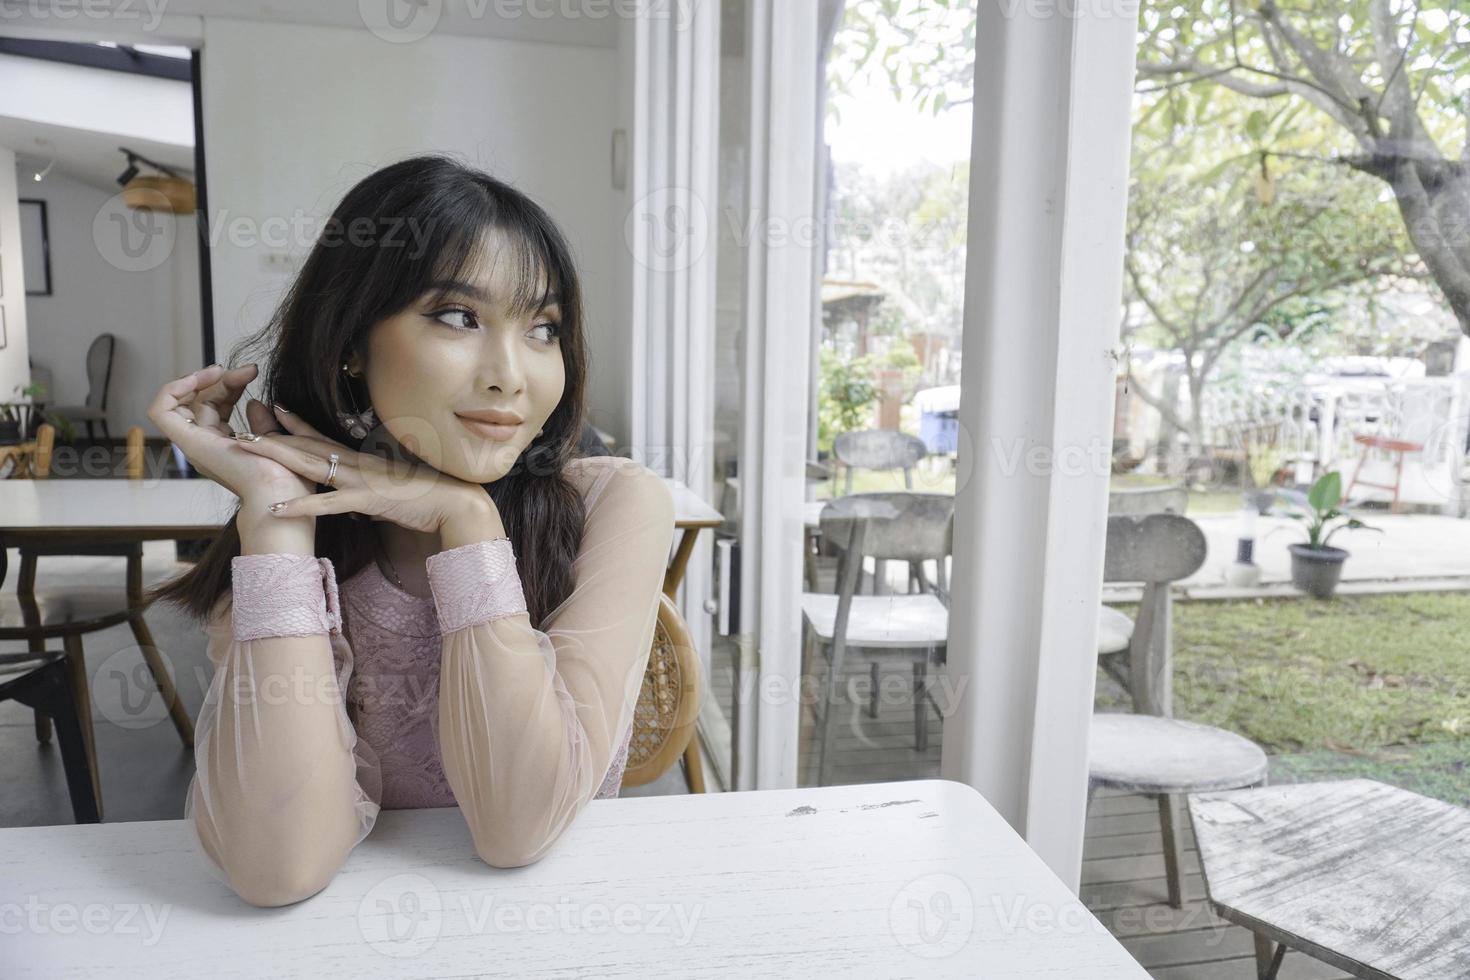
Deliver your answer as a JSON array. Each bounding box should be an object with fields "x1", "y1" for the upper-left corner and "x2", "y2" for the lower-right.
[
  {"x1": 425, "y1": 537, "x2": 528, "y2": 633},
  {"x1": 230, "y1": 554, "x2": 343, "y2": 642}
]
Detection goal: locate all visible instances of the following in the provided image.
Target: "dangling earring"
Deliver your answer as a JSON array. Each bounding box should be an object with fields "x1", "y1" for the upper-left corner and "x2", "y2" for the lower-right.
[{"x1": 337, "y1": 362, "x2": 378, "y2": 440}]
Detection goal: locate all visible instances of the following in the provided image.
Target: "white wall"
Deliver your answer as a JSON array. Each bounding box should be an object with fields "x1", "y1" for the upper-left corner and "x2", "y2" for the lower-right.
[
  {"x1": 199, "y1": 18, "x2": 627, "y2": 442},
  {"x1": 0, "y1": 147, "x2": 31, "y2": 403},
  {"x1": 16, "y1": 168, "x2": 202, "y2": 436}
]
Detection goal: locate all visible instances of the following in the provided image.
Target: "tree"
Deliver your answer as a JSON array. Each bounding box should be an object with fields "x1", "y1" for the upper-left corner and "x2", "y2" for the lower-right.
[
  {"x1": 1137, "y1": 0, "x2": 1470, "y2": 334},
  {"x1": 1123, "y1": 153, "x2": 1423, "y2": 457},
  {"x1": 829, "y1": 0, "x2": 976, "y2": 120},
  {"x1": 842, "y1": 1, "x2": 1470, "y2": 336},
  {"x1": 819, "y1": 347, "x2": 879, "y2": 455}
]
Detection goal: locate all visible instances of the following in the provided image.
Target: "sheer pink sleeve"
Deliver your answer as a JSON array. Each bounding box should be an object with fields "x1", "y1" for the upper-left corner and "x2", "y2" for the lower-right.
[
  {"x1": 430, "y1": 456, "x2": 674, "y2": 867},
  {"x1": 185, "y1": 553, "x2": 381, "y2": 907}
]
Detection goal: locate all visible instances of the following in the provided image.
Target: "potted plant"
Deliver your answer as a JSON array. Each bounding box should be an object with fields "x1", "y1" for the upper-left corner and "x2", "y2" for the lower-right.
[
  {"x1": 1238, "y1": 421, "x2": 1285, "y2": 515},
  {"x1": 0, "y1": 382, "x2": 75, "y2": 446},
  {"x1": 0, "y1": 382, "x2": 43, "y2": 446},
  {"x1": 1284, "y1": 470, "x2": 1377, "y2": 599}
]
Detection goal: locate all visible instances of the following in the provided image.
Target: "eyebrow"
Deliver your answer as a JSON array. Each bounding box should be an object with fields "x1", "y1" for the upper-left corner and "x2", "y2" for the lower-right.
[{"x1": 424, "y1": 279, "x2": 561, "y2": 309}]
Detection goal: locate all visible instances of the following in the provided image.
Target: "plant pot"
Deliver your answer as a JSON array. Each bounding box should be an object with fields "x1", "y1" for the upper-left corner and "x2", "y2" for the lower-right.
[
  {"x1": 1289, "y1": 543, "x2": 1348, "y2": 599},
  {"x1": 0, "y1": 418, "x2": 20, "y2": 446},
  {"x1": 1248, "y1": 488, "x2": 1276, "y2": 515}
]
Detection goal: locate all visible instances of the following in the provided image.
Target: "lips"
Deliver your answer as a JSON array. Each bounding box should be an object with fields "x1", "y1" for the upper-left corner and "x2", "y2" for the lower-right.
[{"x1": 455, "y1": 413, "x2": 523, "y2": 443}]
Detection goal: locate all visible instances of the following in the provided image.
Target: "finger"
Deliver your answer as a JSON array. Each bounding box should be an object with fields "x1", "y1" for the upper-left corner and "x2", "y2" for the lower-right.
[
  {"x1": 244, "y1": 397, "x2": 285, "y2": 438},
  {"x1": 267, "y1": 488, "x2": 373, "y2": 520},
  {"x1": 253, "y1": 422, "x2": 351, "y2": 462},
  {"x1": 195, "y1": 363, "x2": 259, "y2": 432},
  {"x1": 234, "y1": 436, "x2": 352, "y2": 487},
  {"x1": 147, "y1": 365, "x2": 227, "y2": 442},
  {"x1": 201, "y1": 363, "x2": 259, "y2": 420},
  {"x1": 271, "y1": 403, "x2": 335, "y2": 442}
]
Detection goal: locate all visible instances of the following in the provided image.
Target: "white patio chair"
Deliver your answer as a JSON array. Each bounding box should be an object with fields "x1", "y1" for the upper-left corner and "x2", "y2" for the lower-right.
[{"x1": 801, "y1": 492, "x2": 953, "y2": 787}]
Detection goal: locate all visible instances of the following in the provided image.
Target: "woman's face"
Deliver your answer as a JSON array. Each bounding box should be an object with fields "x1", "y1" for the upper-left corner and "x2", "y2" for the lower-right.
[{"x1": 352, "y1": 230, "x2": 567, "y2": 485}]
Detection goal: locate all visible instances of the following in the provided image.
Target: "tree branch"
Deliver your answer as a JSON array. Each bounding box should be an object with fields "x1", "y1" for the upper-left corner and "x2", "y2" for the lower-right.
[
  {"x1": 1125, "y1": 368, "x2": 1190, "y2": 436},
  {"x1": 1124, "y1": 253, "x2": 1185, "y2": 337}
]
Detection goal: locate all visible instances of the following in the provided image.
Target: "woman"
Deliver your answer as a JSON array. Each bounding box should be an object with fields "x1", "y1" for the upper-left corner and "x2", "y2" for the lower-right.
[{"x1": 146, "y1": 155, "x2": 675, "y2": 908}]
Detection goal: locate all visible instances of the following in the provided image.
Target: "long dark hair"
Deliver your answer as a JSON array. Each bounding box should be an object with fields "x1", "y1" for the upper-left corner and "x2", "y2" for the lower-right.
[{"x1": 148, "y1": 155, "x2": 589, "y2": 629}]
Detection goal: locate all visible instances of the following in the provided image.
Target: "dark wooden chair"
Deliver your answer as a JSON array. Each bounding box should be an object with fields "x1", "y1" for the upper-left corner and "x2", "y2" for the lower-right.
[
  {"x1": 45, "y1": 333, "x2": 116, "y2": 444},
  {"x1": 0, "y1": 648, "x2": 104, "y2": 822}
]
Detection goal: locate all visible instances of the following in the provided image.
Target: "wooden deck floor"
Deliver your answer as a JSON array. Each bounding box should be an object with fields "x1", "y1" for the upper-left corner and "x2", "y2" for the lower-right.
[{"x1": 707, "y1": 642, "x2": 1353, "y2": 979}]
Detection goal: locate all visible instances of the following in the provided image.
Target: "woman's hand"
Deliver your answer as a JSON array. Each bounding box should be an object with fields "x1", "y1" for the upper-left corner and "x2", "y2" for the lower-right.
[
  {"x1": 231, "y1": 407, "x2": 495, "y2": 535},
  {"x1": 146, "y1": 363, "x2": 313, "y2": 507}
]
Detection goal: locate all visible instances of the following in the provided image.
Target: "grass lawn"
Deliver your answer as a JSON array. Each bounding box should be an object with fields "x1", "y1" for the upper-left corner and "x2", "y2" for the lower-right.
[
  {"x1": 812, "y1": 462, "x2": 957, "y2": 497},
  {"x1": 1099, "y1": 592, "x2": 1470, "y2": 806},
  {"x1": 1108, "y1": 471, "x2": 1242, "y2": 513}
]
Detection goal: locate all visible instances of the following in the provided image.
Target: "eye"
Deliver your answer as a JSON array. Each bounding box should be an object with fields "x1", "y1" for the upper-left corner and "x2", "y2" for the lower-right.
[
  {"x1": 529, "y1": 320, "x2": 561, "y2": 344},
  {"x1": 430, "y1": 307, "x2": 478, "y2": 330}
]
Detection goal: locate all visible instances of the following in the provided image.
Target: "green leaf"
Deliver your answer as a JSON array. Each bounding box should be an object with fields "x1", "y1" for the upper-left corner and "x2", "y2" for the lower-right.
[
  {"x1": 1308, "y1": 471, "x2": 1342, "y2": 513},
  {"x1": 1245, "y1": 109, "x2": 1269, "y2": 142}
]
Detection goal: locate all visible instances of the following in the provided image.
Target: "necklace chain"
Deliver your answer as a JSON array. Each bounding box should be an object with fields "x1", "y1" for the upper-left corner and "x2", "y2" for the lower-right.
[
  {"x1": 380, "y1": 535, "x2": 513, "y2": 590},
  {"x1": 380, "y1": 544, "x2": 405, "y2": 588}
]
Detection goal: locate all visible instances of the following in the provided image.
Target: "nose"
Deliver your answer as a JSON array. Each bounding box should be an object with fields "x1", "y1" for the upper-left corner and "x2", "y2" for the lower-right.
[{"x1": 477, "y1": 322, "x2": 526, "y2": 396}]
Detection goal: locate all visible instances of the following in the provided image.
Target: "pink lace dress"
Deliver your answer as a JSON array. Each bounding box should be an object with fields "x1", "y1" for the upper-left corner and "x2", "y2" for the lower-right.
[
  {"x1": 336, "y1": 552, "x2": 634, "y2": 809},
  {"x1": 185, "y1": 456, "x2": 676, "y2": 904}
]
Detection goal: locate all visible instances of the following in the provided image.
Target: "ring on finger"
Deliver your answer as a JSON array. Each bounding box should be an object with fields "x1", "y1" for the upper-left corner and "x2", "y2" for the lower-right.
[{"x1": 324, "y1": 452, "x2": 340, "y2": 488}]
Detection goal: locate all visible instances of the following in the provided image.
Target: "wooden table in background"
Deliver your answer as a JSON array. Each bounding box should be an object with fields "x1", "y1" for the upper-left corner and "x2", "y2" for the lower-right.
[
  {"x1": 663, "y1": 478, "x2": 722, "y2": 599},
  {"x1": 0, "y1": 479, "x2": 233, "y2": 591},
  {"x1": 2, "y1": 778, "x2": 1148, "y2": 978},
  {"x1": 1, "y1": 477, "x2": 722, "y2": 601},
  {"x1": 1190, "y1": 778, "x2": 1470, "y2": 979}
]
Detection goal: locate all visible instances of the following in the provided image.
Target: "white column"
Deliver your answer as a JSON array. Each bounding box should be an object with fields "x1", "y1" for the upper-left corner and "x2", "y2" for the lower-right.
[
  {"x1": 626, "y1": 0, "x2": 722, "y2": 661},
  {"x1": 940, "y1": 0, "x2": 1140, "y2": 888},
  {"x1": 0, "y1": 146, "x2": 33, "y2": 400},
  {"x1": 736, "y1": 0, "x2": 820, "y2": 790}
]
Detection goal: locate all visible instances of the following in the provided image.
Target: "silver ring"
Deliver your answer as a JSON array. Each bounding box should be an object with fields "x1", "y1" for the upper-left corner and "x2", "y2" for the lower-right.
[{"x1": 324, "y1": 452, "x2": 340, "y2": 487}]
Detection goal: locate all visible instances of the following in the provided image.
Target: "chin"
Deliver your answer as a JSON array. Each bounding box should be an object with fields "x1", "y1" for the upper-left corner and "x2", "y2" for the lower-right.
[{"x1": 459, "y1": 444, "x2": 534, "y2": 485}]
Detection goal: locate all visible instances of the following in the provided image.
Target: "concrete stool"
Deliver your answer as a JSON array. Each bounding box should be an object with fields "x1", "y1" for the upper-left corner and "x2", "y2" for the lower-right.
[{"x1": 1088, "y1": 713, "x2": 1268, "y2": 909}]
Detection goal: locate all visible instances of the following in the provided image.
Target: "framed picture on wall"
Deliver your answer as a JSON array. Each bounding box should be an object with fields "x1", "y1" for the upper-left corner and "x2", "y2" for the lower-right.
[{"x1": 20, "y1": 199, "x2": 52, "y2": 296}]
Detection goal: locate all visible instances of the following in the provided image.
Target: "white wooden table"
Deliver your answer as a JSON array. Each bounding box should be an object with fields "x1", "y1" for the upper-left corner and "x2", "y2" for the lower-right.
[{"x1": 2, "y1": 779, "x2": 1146, "y2": 978}]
